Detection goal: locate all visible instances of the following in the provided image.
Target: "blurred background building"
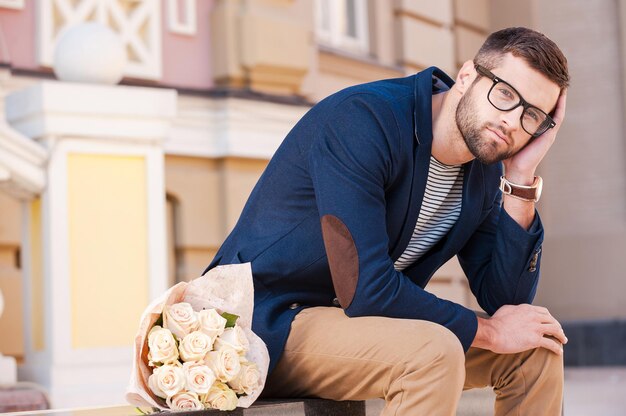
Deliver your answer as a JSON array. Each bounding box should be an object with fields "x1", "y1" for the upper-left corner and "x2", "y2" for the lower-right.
[{"x1": 0, "y1": 0, "x2": 624, "y2": 410}]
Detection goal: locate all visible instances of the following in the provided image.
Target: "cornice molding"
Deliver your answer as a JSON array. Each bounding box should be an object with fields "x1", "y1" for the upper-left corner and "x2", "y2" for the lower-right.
[{"x1": 166, "y1": 95, "x2": 309, "y2": 159}]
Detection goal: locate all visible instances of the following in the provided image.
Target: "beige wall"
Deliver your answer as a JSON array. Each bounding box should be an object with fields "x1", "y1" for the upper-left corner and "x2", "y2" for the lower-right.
[
  {"x1": 491, "y1": 0, "x2": 626, "y2": 320},
  {"x1": 211, "y1": 0, "x2": 313, "y2": 94},
  {"x1": 0, "y1": 191, "x2": 24, "y2": 357},
  {"x1": 164, "y1": 155, "x2": 268, "y2": 283},
  {"x1": 212, "y1": 0, "x2": 491, "y2": 102}
]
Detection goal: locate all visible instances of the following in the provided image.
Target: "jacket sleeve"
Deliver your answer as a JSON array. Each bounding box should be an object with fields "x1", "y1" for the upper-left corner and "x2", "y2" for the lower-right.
[
  {"x1": 308, "y1": 93, "x2": 478, "y2": 351},
  {"x1": 457, "y1": 191, "x2": 544, "y2": 316}
]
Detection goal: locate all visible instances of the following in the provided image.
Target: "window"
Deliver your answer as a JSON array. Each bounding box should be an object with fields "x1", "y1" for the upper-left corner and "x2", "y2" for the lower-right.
[
  {"x1": 316, "y1": 0, "x2": 369, "y2": 55},
  {"x1": 167, "y1": 0, "x2": 197, "y2": 36}
]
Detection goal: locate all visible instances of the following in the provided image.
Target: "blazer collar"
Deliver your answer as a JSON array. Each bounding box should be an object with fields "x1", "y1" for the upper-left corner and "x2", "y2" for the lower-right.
[{"x1": 413, "y1": 67, "x2": 455, "y2": 146}]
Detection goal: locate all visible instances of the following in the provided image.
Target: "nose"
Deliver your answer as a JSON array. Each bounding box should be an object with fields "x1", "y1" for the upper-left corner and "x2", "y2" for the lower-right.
[{"x1": 499, "y1": 105, "x2": 524, "y2": 131}]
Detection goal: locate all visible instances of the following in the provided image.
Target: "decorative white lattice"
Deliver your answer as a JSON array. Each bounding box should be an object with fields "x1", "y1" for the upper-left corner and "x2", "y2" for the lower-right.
[{"x1": 38, "y1": 0, "x2": 162, "y2": 80}]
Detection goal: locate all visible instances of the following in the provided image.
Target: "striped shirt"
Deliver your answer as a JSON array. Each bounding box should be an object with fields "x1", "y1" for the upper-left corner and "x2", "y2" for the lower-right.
[{"x1": 394, "y1": 156, "x2": 464, "y2": 271}]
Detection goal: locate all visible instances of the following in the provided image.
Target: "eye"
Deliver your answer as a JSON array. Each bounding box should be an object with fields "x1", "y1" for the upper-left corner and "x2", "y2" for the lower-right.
[
  {"x1": 500, "y1": 89, "x2": 513, "y2": 98},
  {"x1": 495, "y1": 85, "x2": 515, "y2": 100},
  {"x1": 524, "y1": 108, "x2": 541, "y2": 122}
]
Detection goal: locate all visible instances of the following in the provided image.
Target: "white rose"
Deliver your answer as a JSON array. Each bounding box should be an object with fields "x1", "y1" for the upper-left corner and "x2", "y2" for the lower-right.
[
  {"x1": 213, "y1": 325, "x2": 249, "y2": 355},
  {"x1": 147, "y1": 326, "x2": 179, "y2": 365},
  {"x1": 204, "y1": 345, "x2": 241, "y2": 382},
  {"x1": 179, "y1": 331, "x2": 213, "y2": 362},
  {"x1": 228, "y1": 361, "x2": 261, "y2": 395},
  {"x1": 148, "y1": 364, "x2": 185, "y2": 399},
  {"x1": 202, "y1": 381, "x2": 239, "y2": 411},
  {"x1": 182, "y1": 361, "x2": 216, "y2": 395},
  {"x1": 166, "y1": 391, "x2": 204, "y2": 411},
  {"x1": 163, "y1": 302, "x2": 199, "y2": 340},
  {"x1": 197, "y1": 308, "x2": 227, "y2": 343}
]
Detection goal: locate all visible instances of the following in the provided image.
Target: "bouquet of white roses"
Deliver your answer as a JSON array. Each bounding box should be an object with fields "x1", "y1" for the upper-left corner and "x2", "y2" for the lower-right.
[{"x1": 126, "y1": 263, "x2": 269, "y2": 412}]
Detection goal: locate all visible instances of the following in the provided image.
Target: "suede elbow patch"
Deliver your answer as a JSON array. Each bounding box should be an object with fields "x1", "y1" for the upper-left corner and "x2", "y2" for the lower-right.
[{"x1": 321, "y1": 215, "x2": 359, "y2": 309}]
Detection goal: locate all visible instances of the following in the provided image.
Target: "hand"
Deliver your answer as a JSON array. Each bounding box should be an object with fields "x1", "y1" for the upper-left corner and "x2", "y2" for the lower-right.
[
  {"x1": 503, "y1": 90, "x2": 568, "y2": 182},
  {"x1": 472, "y1": 304, "x2": 568, "y2": 355}
]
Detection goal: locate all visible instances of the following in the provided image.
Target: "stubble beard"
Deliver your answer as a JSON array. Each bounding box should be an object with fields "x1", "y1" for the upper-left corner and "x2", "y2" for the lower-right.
[{"x1": 455, "y1": 85, "x2": 515, "y2": 165}]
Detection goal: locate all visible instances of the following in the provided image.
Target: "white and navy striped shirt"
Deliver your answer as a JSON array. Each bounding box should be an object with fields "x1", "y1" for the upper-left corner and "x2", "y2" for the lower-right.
[{"x1": 394, "y1": 156, "x2": 464, "y2": 271}]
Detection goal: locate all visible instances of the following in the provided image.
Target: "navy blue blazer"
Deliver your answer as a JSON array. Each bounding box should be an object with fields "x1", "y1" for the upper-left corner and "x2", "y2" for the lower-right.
[{"x1": 204, "y1": 67, "x2": 544, "y2": 373}]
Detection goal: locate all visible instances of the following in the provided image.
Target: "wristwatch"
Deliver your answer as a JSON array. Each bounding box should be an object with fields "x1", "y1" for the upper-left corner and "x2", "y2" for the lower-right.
[{"x1": 499, "y1": 175, "x2": 543, "y2": 202}]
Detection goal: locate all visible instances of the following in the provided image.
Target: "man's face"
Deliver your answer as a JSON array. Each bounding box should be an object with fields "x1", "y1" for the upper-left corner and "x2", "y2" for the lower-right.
[{"x1": 455, "y1": 54, "x2": 561, "y2": 164}]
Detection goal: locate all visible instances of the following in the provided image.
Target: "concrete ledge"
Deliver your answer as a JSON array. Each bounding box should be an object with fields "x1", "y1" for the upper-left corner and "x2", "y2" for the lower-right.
[{"x1": 154, "y1": 399, "x2": 366, "y2": 416}]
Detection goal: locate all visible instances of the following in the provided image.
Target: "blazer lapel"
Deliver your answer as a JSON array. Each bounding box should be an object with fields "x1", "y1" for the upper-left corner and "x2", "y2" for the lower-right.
[{"x1": 390, "y1": 68, "x2": 436, "y2": 261}]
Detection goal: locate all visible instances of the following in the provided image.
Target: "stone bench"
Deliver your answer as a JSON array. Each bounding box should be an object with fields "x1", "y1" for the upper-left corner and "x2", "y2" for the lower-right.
[{"x1": 155, "y1": 399, "x2": 367, "y2": 415}]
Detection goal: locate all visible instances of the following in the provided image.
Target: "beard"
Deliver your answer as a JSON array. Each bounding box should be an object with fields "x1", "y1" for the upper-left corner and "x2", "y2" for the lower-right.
[{"x1": 455, "y1": 84, "x2": 515, "y2": 165}]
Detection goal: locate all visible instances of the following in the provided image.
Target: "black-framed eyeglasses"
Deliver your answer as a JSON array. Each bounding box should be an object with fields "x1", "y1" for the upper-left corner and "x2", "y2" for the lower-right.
[{"x1": 474, "y1": 64, "x2": 556, "y2": 137}]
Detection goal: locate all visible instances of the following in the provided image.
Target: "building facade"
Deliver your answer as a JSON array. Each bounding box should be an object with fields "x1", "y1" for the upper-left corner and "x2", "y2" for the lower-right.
[{"x1": 0, "y1": 0, "x2": 624, "y2": 408}]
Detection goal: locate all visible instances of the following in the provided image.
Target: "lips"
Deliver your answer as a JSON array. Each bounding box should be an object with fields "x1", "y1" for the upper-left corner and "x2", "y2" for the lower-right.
[{"x1": 486, "y1": 127, "x2": 509, "y2": 145}]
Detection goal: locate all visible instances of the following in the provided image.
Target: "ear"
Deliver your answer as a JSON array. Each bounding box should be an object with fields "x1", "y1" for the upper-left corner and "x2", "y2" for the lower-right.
[{"x1": 455, "y1": 60, "x2": 477, "y2": 94}]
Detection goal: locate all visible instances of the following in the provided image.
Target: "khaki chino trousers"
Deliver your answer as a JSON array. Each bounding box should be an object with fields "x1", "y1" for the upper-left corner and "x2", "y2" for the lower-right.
[{"x1": 262, "y1": 307, "x2": 563, "y2": 416}]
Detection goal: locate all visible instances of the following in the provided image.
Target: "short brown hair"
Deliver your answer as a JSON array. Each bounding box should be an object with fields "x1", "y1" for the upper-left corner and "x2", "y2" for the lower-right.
[{"x1": 474, "y1": 27, "x2": 570, "y2": 90}]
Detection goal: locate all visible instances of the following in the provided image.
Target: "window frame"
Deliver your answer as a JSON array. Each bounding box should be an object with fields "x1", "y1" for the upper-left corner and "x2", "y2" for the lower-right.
[{"x1": 316, "y1": 0, "x2": 370, "y2": 55}]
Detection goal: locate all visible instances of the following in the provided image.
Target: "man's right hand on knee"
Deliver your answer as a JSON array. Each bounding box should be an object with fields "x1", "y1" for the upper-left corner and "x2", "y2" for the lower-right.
[{"x1": 471, "y1": 304, "x2": 568, "y2": 355}]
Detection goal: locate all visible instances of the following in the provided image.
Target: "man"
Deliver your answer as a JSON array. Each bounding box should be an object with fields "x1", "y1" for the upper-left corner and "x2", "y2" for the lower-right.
[{"x1": 205, "y1": 27, "x2": 570, "y2": 415}]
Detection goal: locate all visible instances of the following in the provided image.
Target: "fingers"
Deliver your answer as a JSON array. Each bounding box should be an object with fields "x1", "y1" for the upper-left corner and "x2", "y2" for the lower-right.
[
  {"x1": 540, "y1": 323, "x2": 568, "y2": 345},
  {"x1": 552, "y1": 90, "x2": 568, "y2": 125},
  {"x1": 539, "y1": 336, "x2": 563, "y2": 355},
  {"x1": 531, "y1": 307, "x2": 568, "y2": 343}
]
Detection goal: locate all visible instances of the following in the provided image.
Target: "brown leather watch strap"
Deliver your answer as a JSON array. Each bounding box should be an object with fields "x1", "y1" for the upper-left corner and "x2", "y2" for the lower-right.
[
  {"x1": 510, "y1": 185, "x2": 537, "y2": 201},
  {"x1": 499, "y1": 176, "x2": 543, "y2": 202}
]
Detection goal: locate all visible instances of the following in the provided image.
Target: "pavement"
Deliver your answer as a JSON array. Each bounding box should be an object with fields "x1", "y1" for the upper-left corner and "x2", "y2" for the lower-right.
[
  {"x1": 562, "y1": 367, "x2": 626, "y2": 416},
  {"x1": 364, "y1": 367, "x2": 626, "y2": 415}
]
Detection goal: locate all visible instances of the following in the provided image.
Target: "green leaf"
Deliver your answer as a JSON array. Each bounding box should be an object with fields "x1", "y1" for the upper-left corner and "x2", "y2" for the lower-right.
[
  {"x1": 154, "y1": 314, "x2": 163, "y2": 328},
  {"x1": 221, "y1": 312, "x2": 239, "y2": 328}
]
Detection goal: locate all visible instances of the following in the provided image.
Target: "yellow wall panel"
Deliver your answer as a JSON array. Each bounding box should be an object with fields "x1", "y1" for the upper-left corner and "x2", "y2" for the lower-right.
[
  {"x1": 67, "y1": 154, "x2": 148, "y2": 349},
  {"x1": 30, "y1": 198, "x2": 44, "y2": 352}
]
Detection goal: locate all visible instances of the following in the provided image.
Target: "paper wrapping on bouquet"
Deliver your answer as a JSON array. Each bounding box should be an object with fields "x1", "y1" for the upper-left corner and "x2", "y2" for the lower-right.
[{"x1": 125, "y1": 263, "x2": 269, "y2": 410}]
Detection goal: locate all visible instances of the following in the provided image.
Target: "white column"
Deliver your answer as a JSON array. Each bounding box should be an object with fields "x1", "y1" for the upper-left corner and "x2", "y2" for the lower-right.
[{"x1": 5, "y1": 81, "x2": 176, "y2": 408}]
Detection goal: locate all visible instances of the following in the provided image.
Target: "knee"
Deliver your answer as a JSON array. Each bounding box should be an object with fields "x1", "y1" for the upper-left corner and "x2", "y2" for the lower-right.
[
  {"x1": 524, "y1": 345, "x2": 564, "y2": 383},
  {"x1": 406, "y1": 323, "x2": 466, "y2": 383},
  {"x1": 430, "y1": 325, "x2": 465, "y2": 368}
]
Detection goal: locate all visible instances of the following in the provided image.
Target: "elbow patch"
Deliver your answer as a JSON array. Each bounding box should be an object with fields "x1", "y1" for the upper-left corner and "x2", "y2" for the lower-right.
[{"x1": 321, "y1": 215, "x2": 359, "y2": 309}]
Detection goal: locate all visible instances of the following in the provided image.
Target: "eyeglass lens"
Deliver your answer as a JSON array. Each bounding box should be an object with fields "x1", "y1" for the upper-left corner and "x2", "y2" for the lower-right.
[{"x1": 488, "y1": 82, "x2": 548, "y2": 135}]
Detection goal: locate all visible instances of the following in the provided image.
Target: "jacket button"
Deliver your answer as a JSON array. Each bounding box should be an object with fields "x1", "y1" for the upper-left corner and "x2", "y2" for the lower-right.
[
  {"x1": 332, "y1": 297, "x2": 340, "y2": 307},
  {"x1": 288, "y1": 303, "x2": 300, "y2": 310},
  {"x1": 528, "y1": 252, "x2": 539, "y2": 272}
]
